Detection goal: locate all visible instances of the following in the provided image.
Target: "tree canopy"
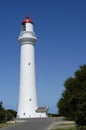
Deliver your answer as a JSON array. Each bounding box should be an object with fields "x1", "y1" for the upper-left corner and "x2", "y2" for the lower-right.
[
  {"x1": 57, "y1": 65, "x2": 86, "y2": 126},
  {"x1": 0, "y1": 102, "x2": 17, "y2": 123}
]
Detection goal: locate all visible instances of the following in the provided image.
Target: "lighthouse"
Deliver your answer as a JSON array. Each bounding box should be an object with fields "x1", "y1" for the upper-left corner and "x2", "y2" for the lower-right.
[{"x1": 17, "y1": 16, "x2": 48, "y2": 118}]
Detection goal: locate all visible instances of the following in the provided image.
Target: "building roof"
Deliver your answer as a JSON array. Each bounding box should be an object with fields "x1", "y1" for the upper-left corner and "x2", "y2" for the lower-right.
[
  {"x1": 22, "y1": 16, "x2": 33, "y2": 24},
  {"x1": 35, "y1": 107, "x2": 48, "y2": 113}
]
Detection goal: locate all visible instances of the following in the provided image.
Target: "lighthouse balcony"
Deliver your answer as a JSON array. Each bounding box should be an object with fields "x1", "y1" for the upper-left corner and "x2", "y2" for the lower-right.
[
  {"x1": 19, "y1": 31, "x2": 36, "y2": 37},
  {"x1": 18, "y1": 31, "x2": 37, "y2": 44}
]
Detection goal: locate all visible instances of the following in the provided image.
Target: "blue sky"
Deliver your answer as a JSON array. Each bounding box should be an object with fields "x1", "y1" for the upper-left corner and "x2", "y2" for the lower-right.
[{"x1": 0, "y1": 0, "x2": 86, "y2": 113}]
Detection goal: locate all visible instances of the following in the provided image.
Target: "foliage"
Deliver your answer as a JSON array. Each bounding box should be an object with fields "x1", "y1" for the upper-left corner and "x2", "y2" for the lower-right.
[
  {"x1": 5, "y1": 109, "x2": 17, "y2": 121},
  {"x1": 57, "y1": 65, "x2": 86, "y2": 126},
  {"x1": 0, "y1": 102, "x2": 17, "y2": 123},
  {"x1": 0, "y1": 102, "x2": 5, "y2": 111},
  {"x1": 0, "y1": 111, "x2": 6, "y2": 123},
  {"x1": 76, "y1": 125, "x2": 86, "y2": 130},
  {"x1": 48, "y1": 113, "x2": 62, "y2": 117},
  {"x1": 5, "y1": 109, "x2": 17, "y2": 120}
]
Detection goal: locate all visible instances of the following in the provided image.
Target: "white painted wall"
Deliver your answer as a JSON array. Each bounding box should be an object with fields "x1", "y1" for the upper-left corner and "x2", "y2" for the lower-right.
[
  {"x1": 26, "y1": 23, "x2": 33, "y2": 32},
  {"x1": 17, "y1": 43, "x2": 38, "y2": 118}
]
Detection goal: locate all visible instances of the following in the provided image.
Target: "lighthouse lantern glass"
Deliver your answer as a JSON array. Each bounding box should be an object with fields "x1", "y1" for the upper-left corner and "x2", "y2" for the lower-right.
[{"x1": 22, "y1": 23, "x2": 26, "y2": 31}]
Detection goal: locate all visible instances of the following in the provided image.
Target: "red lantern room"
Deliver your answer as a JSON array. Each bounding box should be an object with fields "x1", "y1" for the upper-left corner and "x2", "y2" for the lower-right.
[
  {"x1": 21, "y1": 16, "x2": 33, "y2": 31},
  {"x1": 22, "y1": 16, "x2": 33, "y2": 24}
]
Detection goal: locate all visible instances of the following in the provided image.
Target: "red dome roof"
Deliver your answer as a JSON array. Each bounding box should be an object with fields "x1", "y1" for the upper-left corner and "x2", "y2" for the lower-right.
[{"x1": 22, "y1": 16, "x2": 33, "y2": 24}]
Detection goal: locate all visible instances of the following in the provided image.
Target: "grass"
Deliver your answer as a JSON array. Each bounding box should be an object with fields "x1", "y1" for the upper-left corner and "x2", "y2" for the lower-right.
[
  {"x1": 50, "y1": 120, "x2": 76, "y2": 130},
  {"x1": 0, "y1": 121, "x2": 16, "y2": 128},
  {"x1": 55, "y1": 123, "x2": 75, "y2": 126},
  {"x1": 52, "y1": 127, "x2": 76, "y2": 130},
  {"x1": 0, "y1": 123, "x2": 10, "y2": 128}
]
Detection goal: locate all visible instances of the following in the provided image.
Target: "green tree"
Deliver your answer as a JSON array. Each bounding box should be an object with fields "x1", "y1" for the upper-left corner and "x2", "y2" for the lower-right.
[
  {"x1": 57, "y1": 65, "x2": 86, "y2": 126},
  {"x1": 0, "y1": 101, "x2": 17, "y2": 123},
  {"x1": 5, "y1": 109, "x2": 17, "y2": 121},
  {"x1": 0, "y1": 102, "x2": 5, "y2": 111},
  {"x1": 0, "y1": 102, "x2": 2, "y2": 110},
  {"x1": 0, "y1": 102, "x2": 6, "y2": 123},
  {"x1": 0, "y1": 111, "x2": 6, "y2": 123}
]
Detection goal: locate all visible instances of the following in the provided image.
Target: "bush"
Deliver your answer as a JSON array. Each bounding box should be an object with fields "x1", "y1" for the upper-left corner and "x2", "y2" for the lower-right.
[
  {"x1": 0, "y1": 111, "x2": 6, "y2": 123},
  {"x1": 76, "y1": 125, "x2": 86, "y2": 130},
  {"x1": 0, "y1": 101, "x2": 17, "y2": 123}
]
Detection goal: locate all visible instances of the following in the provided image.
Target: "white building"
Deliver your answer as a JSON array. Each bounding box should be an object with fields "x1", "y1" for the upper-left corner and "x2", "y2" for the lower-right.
[{"x1": 17, "y1": 16, "x2": 48, "y2": 118}]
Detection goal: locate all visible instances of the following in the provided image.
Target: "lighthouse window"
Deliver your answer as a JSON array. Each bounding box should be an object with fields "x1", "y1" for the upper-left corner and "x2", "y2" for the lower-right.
[
  {"x1": 28, "y1": 62, "x2": 31, "y2": 66},
  {"x1": 29, "y1": 98, "x2": 32, "y2": 101},
  {"x1": 22, "y1": 24, "x2": 26, "y2": 31}
]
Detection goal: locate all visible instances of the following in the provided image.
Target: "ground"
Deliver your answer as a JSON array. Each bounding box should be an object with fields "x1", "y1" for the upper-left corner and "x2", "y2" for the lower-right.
[
  {"x1": 48, "y1": 117, "x2": 76, "y2": 130},
  {"x1": 0, "y1": 117, "x2": 76, "y2": 130}
]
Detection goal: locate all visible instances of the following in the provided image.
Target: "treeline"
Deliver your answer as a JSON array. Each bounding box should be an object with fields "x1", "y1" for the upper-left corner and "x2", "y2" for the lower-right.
[
  {"x1": 0, "y1": 102, "x2": 17, "y2": 123},
  {"x1": 57, "y1": 65, "x2": 86, "y2": 129},
  {"x1": 48, "y1": 113, "x2": 62, "y2": 117}
]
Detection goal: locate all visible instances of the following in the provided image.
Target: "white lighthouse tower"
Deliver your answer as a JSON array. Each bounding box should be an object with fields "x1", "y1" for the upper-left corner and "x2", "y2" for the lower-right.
[{"x1": 17, "y1": 16, "x2": 48, "y2": 118}]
